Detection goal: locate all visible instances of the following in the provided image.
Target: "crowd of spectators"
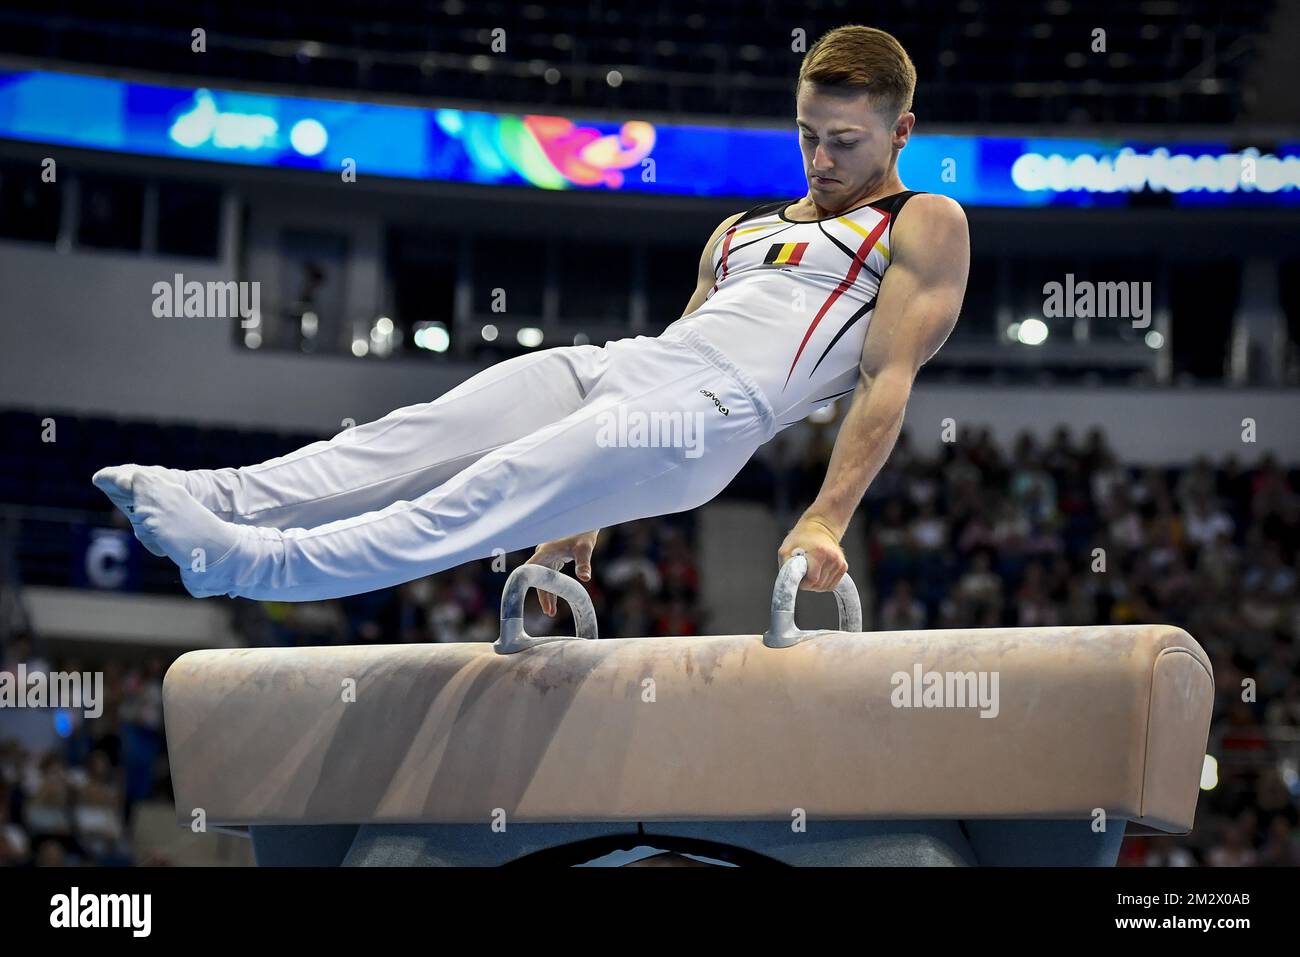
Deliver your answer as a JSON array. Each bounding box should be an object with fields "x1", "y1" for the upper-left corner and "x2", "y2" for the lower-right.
[
  {"x1": 2, "y1": 422, "x2": 1298, "y2": 866},
  {"x1": 0, "y1": 635, "x2": 167, "y2": 867},
  {"x1": 770, "y1": 422, "x2": 1300, "y2": 867},
  {"x1": 0, "y1": 515, "x2": 703, "y2": 865},
  {"x1": 224, "y1": 513, "x2": 703, "y2": 648}
]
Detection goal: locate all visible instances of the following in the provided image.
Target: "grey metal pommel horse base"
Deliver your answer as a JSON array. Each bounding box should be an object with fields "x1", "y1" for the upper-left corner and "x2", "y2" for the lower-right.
[
  {"x1": 494, "y1": 562, "x2": 600, "y2": 655},
  {"x1": 163, "y1": 556, "x2": 1215, "y2": 866},
  {"x1": 763, "y1": 548, "x2": 863, "y2": 648}
]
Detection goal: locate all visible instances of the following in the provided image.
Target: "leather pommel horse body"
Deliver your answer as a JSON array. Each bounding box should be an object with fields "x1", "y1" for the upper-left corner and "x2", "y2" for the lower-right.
[{"x1": 163, "y1": 555, "x2": 1214, "y2": 866}]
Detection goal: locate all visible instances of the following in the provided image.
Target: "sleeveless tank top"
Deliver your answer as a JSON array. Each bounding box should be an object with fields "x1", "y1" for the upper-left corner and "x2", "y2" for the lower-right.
[{"x1": 664, "y1": 190, "x2": 923, "y2": 429}]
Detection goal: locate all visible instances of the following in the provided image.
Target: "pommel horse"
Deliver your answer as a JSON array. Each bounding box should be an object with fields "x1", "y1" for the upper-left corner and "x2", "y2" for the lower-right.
[{"x1": 163, "y1": 553, "x2": 1213, "y2": 866}]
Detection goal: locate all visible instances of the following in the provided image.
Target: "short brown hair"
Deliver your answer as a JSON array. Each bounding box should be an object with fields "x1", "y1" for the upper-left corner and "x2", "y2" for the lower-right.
[{"x1": 797, "y1": 25, "x2": 917, "y2": 117}]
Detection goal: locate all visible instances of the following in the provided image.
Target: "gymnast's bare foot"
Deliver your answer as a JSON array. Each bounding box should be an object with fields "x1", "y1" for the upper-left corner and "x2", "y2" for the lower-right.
[
  {"x1": 131, "y1": 474, "x2": 244, "y2": 597},
  {"x1": 92, "y1": 464, "x2": 181, "y2": 556}
]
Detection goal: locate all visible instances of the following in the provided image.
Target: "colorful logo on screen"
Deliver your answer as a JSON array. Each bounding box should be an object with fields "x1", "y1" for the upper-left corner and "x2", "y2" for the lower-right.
[
  {"x1": 434, "y1": 109, "x2": 656, "y2": 190},
  {"x1": 168, "y1": 90, "x2": 329, "y2": 157}
]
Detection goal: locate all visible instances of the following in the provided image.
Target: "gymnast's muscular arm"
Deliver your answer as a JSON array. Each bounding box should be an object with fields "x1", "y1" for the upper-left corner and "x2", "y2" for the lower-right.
[
  {"x1": 527, "y1": 210, "x2": 745, "y2": 615},
  {"x1": 778, "y1": 194, "x2": 969, "y2": 592}
]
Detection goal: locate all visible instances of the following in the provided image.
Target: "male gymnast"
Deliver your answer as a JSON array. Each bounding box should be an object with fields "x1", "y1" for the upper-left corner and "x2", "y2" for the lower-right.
[{"x1": 93, "y1": 24, "x2": 969, "y2": 607}]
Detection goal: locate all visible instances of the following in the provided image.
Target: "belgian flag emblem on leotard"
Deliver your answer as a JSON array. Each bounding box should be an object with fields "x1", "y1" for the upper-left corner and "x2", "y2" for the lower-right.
[{"x1": 763, "y1": 241, "x2": 809, "y2": 266}]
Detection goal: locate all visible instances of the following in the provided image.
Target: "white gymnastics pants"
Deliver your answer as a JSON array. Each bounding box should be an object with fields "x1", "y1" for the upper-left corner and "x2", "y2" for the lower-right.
[{"x1": 175, "y1": 328, "x2": 777, "y2": 601}]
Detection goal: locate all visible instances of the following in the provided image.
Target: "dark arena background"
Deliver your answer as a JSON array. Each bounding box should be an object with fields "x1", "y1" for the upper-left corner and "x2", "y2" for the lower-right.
[{"x1": 0, "y1": 0, "x2": 1297, "y2": 926}]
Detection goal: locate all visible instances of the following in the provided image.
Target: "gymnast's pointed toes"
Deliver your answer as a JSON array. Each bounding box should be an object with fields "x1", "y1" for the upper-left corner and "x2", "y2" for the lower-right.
[
  {"x1": 134, "y1": 531, "x2": 168, "y2": 558},
  {"x1": 130, "y1": 470, "x2": 187, "y2": 510},
  {"x1": 92, "y1": 464, "x2": 138, "y2": 500}
]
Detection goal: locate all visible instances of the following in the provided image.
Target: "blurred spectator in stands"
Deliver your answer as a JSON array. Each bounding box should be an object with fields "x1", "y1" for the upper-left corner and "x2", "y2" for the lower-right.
[
  {"x1": 990, "y1": 496, "x2": 1032, "y2": 557},
  {"x1": 1061, "y1": 577, "x2": 1100, "y2": 627},
  {"x1": 605, "y1": 546, "x2": 662, "y2": 595},
  {"x1": 870, "y1": 499, "x2": 915, "y2": 580},
  {"x1": 954, "y1": 549, "x2": 1002, "y2": 623},
  {"x1": 657, "y1": 527, "x2": 699, "y2": 601},
  {"x1": 260, "y1": 599, "x2": 347, "y2": 646},
  {"x1": 34, "y1": 838, "x2": 68, "y2": 867},
  {"x1": 956, "y1": 493, "x2": 998, "y2": 556},
  {"x1": 1258, "y1": 816, "x2": 1300, "y2": 866},
  {"x1": 463, "y1": 609, "x2": 498, "y2": 644},
  {"x1": 1207, "y1": 818, "x2": 1259, "y2": 867},
  {"x1": 910, "y1": 500, "x2": 949, "y2": 554},
  {"x1": 879, "y1": 579, "x2": 926, "y2": 631},
  {"x1": 118, "y1": 658, "x2": 164, "y2": 824},
  {"x1": 1184, "y1": 491, "x2": 1235, "y2": 548},
  {"x1": 1105, "y1": 491, "x2": 1146, "y2": 553},
  {"x1": 24, "y1": 752, "x2": 73, "y2": 852},
  {"x1": 654, "y1": 597, "x2": 698, "y2": 637},
  {"x1": 398, "y1": 579, "x2": 436, "y2": 642},
  {"x1": 1014, "y1": 561, "x2": 1059, "y2": 628},
  {"x1": 1140, "y1": 840, "x2": 1197, "y2": 867},
  {"x1": 427, "y1": 578, "x2": 467, "y2": 642},
  {"x1": 0, "y1": 781, "x2": 30, "y2": 865},
  {"x1": 71, "y1": 749, "x2": 126, "y2": 864},
  {"x1": 1265, "y1": 678, "x2": 1300, "y2": 727},
  {"x1": 341, "y1": 588, "x2": 401, "y2": 643},
  {"x1": 1173, "y1": 456, "x2": 1216, "y2": 510},
  {"x1": 1146, "y1": 501, "x2": 1185, "y2": 570},
  {"x1": 1, "y1": 630, "x2": 49, "y2": 675},
  {"x1": 611, "y1": 582, "x2": 654, "y2": 638},
  {"x1": 449, "y1": 566, "x2": 487, "y2": 620},
  {"x1": 1009, "y1": 433, "x2": 1058, "y2": 525},
  {"x1": 1088, "y1": 445, "x2": 1127, "y2": 512}
]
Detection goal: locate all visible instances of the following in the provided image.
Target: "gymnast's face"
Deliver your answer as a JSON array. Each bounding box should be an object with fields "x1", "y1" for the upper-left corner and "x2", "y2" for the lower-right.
[{"x1": 795, "y1": 82, "x2": 914, "y2": 210}]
